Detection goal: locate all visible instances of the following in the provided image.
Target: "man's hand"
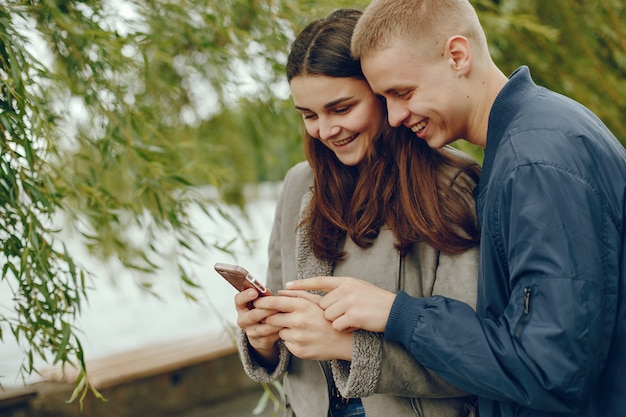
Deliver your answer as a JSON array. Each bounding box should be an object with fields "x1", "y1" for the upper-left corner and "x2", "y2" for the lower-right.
[{"x1": 285, "y1": 276, "x2": 396, "y2": 333}]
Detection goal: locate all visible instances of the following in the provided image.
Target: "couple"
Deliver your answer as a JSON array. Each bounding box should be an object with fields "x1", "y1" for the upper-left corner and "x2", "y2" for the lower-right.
[{"x1": 235, "y1": 1, "x2": 626, "y2": 417}]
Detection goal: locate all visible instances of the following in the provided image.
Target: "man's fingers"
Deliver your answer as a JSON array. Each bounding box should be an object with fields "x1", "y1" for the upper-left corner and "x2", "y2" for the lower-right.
[
  {"x1": 330, "y1": 315, "x2": 356, "y2": 332},
  {"x1": 285, "y1": 276, "x2": 342, "y2": 292},
  {"x1": 277, "y1": 289, "x2": 322, "y2": 304}
]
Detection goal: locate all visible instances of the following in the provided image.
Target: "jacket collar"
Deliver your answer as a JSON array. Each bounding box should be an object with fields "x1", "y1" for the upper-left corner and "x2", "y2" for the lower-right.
[{"x1": 476, "y1": 66, "x2": 538, "y2": 210}]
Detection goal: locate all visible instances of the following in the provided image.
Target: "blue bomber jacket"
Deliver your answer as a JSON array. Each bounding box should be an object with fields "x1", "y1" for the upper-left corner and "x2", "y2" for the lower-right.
[{"x1": 385, "y1": 66, "x2": 626, "y2": 416}]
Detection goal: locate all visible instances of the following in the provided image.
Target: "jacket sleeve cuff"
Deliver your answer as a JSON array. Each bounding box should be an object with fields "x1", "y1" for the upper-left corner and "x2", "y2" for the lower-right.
[
  {"x1": 330, "y1": 330, "x2": 382, "y2": 397},
  {"x1": 237, "y1": 329, "x2": 290, "y2": 383},
  {"x1": 386, "y1": 291, "x2": 424, "y2": 349}
]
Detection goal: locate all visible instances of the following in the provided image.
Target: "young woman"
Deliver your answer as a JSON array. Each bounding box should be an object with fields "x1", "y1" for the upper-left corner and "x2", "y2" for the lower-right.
[{"x1": 234, "y1": 9, "x2": 480, "y2": 417}]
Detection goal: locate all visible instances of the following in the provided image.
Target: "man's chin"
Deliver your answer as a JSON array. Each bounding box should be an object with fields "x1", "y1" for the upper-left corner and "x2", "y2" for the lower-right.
[{"x1": 420, "y1": 136, "x2": 448, "y2": 150}]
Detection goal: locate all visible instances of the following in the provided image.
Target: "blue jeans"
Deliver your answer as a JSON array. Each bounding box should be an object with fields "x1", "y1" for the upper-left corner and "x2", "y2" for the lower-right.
[{"x1": 328, "y1": 397, "x2": 365, "y2": 417}]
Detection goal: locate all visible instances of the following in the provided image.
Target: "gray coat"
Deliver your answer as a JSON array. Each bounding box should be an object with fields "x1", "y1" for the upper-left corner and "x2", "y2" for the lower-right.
[{"x1": 239, "y1": 160, "x2": 479, "y2": 417}]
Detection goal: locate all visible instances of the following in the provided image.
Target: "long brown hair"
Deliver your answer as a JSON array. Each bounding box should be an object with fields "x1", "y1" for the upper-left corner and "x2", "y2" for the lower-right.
[{"x1": 287, "y1": 9, "x2": 480, "y2": 262}]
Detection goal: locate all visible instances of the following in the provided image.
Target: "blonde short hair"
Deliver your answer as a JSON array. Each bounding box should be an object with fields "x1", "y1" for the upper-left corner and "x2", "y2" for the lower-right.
[{"x1": 352, "y1": 0, "x2": 488, "y2": 61}]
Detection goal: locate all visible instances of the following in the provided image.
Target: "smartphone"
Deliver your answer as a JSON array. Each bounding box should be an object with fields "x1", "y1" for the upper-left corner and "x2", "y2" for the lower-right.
[{"x1": 214, "y1": 263, "x2": 272, "y2": 296}]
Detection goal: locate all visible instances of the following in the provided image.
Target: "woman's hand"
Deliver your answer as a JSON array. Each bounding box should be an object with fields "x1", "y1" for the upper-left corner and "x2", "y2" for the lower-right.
[
  {"x1": 235, "y1": 289, "x2": 282, "y2": 367},
  {"x1": 255, "y1": 292, "x2": 353, "y2": 361}
]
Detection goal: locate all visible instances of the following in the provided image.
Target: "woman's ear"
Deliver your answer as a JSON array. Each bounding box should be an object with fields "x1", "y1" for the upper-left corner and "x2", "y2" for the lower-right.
[{"x1": 445, "y1": 35, "x2": 471, "y2": 76}]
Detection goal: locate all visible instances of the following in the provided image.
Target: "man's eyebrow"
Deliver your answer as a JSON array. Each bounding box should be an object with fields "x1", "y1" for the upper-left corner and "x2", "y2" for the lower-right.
[{"x1": 382, "y1": 86, "x2": 402, "y2": 95}]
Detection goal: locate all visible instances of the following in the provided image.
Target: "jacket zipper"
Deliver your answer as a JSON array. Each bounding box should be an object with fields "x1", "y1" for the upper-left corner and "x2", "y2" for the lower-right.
[
  {"x1": 397, "y1": 250, "x2": 403, "y2": 293},
  {"x1": 515, "y1": 287, "x2": 532, "y2": 338}
]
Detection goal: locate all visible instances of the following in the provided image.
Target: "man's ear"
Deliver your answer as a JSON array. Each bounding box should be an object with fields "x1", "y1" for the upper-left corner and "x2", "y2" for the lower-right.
[{"x1": 445, "y1": 35, "x2": 471, "y2": 76}]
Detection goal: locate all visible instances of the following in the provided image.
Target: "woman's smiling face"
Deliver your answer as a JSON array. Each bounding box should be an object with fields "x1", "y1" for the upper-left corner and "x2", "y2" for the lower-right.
[{"x1": 290, "y1": 75, "x2": 385, "y2": 167}]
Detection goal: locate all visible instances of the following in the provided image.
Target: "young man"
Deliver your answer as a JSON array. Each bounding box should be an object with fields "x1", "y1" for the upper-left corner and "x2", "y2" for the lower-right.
[{"x1": 285, "y1": 0, "x2": 626, "y2": 416}]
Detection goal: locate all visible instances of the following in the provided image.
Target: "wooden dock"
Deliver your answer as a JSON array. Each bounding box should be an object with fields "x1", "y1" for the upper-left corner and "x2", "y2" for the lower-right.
[{"x1": 0, "y1": 331, "x2": 278, "y2": 417}]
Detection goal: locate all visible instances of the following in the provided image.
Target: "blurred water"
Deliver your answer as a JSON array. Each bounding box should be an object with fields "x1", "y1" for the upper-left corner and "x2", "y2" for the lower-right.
[{"x1": 0, "y1": 184, "x2": 279, "y2": 387}]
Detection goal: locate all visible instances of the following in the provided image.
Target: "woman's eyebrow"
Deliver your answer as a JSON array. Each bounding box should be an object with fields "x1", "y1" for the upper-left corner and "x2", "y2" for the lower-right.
[
  {"x1": 324, "y1": 96, "x2": 353, "y2": 109},
  {"x1": 294, "y1": 96, "x2": 354, "y2": 112}
]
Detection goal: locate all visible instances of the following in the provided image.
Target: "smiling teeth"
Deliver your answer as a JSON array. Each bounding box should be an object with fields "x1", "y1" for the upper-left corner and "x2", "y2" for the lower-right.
[
  {"x1": 411, "y1": 120, "x2": 428, "y2": 133},
  {"x1": 335, "y1": 135, "x2": 356, "y2": 146}
]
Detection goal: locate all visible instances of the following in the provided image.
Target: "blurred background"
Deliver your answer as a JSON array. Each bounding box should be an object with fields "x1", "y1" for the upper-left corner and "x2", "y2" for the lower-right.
[{"x1": 0, "y1": 0, "x2": 624, "y2": 412}]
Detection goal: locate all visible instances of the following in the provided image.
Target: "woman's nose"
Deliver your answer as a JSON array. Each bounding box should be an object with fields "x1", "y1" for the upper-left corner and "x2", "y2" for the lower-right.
[{"x1": 318, "y1": 118, "x2": 340, "y2": 140}]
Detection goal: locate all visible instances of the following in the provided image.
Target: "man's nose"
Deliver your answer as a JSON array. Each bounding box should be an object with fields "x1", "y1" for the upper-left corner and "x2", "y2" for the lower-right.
[{"x1": 386, "y1": 101, "x2": 409, "y2": 128}]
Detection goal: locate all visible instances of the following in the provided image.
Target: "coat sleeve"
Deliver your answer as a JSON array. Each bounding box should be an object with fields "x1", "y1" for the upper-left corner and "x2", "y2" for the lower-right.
[
  {"x1": 238, "y1": 162, "x2": 314, "y2": 382},
  {"x1": 237, "y1": 330, "x2": 290, "y2": 383},
  {"x1": 237, "y1": 165, "x2": 301, "y2": 382},
  {"x1": 385, "y1": 164, "x2": 615, "y2": 412}
]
